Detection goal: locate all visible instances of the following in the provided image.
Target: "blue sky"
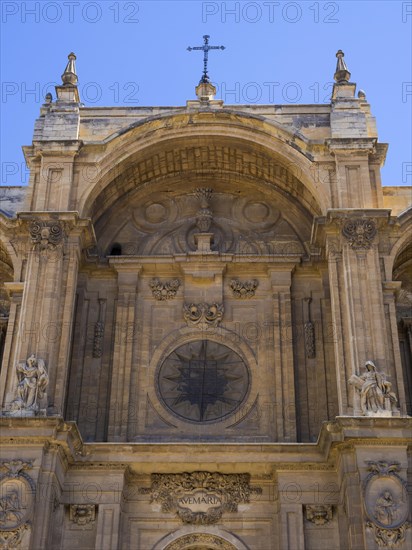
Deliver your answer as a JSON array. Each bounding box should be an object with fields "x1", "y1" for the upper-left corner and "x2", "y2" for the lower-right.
[{"x1": 1, "y1": 0, "x2": 411, "y2": 187}]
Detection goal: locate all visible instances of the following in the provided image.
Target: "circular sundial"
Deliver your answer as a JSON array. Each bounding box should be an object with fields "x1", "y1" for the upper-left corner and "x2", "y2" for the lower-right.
[{"x1": 157, "y1": 340, "x2": 249, "y2": 423}]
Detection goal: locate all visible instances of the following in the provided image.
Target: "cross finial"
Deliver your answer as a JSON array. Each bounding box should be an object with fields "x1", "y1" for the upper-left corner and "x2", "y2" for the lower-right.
[{"x1": 187, "y1": 35, "x2": 225, "y2": 84}]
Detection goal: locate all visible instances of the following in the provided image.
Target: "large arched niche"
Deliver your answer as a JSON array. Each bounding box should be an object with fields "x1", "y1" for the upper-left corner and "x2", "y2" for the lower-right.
[
  {"x1": 75, "y1": 111, "x2": 326, "y2": 221},
  {"x1": 93, "y1": 171, "x2": 313, "y2": 258}
]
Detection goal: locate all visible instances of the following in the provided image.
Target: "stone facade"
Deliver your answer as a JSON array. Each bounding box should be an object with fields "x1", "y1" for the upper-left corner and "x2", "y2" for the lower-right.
[{"x1": 0, "y1": 51, "x2": 411, "y2": 549}]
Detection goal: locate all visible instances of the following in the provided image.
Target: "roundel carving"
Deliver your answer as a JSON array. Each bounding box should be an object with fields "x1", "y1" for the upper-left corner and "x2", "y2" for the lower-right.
[{"x1": 157, "y1": 340, "x2": 249, "y2": 423}]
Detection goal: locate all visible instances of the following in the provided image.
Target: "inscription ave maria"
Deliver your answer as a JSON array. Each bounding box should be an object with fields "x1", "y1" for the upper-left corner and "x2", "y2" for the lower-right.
[{"x1": 177, "y1": 490, "x2": 222, "y2": 513}]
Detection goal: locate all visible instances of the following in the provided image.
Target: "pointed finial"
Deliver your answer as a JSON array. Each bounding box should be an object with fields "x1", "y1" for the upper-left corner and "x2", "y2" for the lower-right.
[
  {"x1": 334, "y1": 50, "x2": 351, "y2": 83},
  {"x1": 61, "y1": 52, "x2": 78, "y2": 86}
]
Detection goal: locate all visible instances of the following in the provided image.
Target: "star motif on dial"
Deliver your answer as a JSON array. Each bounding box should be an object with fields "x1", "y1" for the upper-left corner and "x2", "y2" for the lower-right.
[{"x1": 157, "y1": 340, "x2": 249, "y2": 423}]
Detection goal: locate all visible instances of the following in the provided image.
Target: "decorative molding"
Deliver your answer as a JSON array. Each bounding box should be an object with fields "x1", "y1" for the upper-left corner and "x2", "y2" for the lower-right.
[
  {"x1": 230, "y1": 279, "x2": 258, "y2": 299},
  {"x1": 140, "y1": 471, "x2": 261, "y2": 524},
  {"x1": 305, "y1": 504, "x2": 333, "y2": 525},
  {"x1": 304, "y1": 322, "x2": 316, "y2": 359},
  {"x1": 342, "y1": 218, "x2": 377, "y2": 249},
  {"x1": 0, "y1": 524, "x2": 30, "y2": 549},
  {"x1": 69, "y1": 504, "x2": 96, "y2": 526},
  {"x1": 364, "y1": 461, "x2": 410, "y2": 548},
  {"x1": 183, "y1": 303, "x2": 224, "y2": 330},
  {"x1": 5, "y1": 355, "x2": 49, "y2": 417},
  {"x1": 149, "y1": 278, "x2": 181, "y2": 301},
  {"x1": 165, "y1": 533, "x2": 236, "y2": 550},
  {"x1": 92, "y1": 321, "x2": 104, "y2": 358},
  {"x1": 349, "y1": 360, "x2": 398, "y2": 416},
  {"x1": 194, "y1": 188, "x2": 213, "y2": 233}
]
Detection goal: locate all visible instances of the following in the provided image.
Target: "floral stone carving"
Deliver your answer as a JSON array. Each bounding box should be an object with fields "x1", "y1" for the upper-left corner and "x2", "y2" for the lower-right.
[
  {"x1": 149, "y1": 278, "x2": 181, "y2": 301},
  {"x1": 363, "y1": 461, "x2": 410, "y2": 548},
  {"x1": 342, "y1": 218, "x2": 377, "y2": 250},
  {"x1": 0, "y1": 460, "x2": 35, "y2": 548},
  {"x1": 139, "y1": 471, "x2": 261, "y2": 524},
  {"x1": 305, "y1": 504, "x2": 333, "y2": 525},
  {"x1": 183, "y1": 303, "x2": 224, "y2": 330},
  {"x1": 349, "y1": 360, "x2": 398, "y2": 416},
  {"x1": 230, "y1": 279, "x2": 258, "y2": 299},
  {"x1": 195, "y1": 188, "x2": 213, "y2": 232},
  {"x1": 6, "y1": 355, "x2": 49, "y2": 417}
]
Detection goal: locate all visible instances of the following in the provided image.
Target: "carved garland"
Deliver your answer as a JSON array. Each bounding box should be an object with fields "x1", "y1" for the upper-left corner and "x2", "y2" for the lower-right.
[
  {"x1": 165, "y1": 533, "x2": 235, "y2": 550},
  {"x1": 140, "y1": 471, "x2": 261, "y2": 525}
]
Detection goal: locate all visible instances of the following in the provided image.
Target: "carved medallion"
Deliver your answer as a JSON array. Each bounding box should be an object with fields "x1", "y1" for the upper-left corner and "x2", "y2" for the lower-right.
[
  {"x1": 157, "y1": 340, "x2": 249, "y2": 423},
  {"x1": 140, "y1": 471, "x2": 261, "y2": 524},
  {"x1": 363, "y1": 461, "x2": 410, "y2": 547},
  {"x1": 0, "y1": 460, "x2": 35, "y2": 546},
  {"x1": 183, "y1": 303, "x2": 223, "y2": 330},
  {"x1": 342, "y1": 218, "x2": 377, "y2": 249},
  {"x1": 149, "y1": 279, "x2": 181, "y2": 301},
  {"x1": 230, "y1": 279, "x2": 258, "y2": 299}
]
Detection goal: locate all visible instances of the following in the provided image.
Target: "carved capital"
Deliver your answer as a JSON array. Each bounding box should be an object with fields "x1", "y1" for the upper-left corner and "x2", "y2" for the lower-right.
[{"x1": 342, "y1": 218, "x2": 377, "y2": 250}]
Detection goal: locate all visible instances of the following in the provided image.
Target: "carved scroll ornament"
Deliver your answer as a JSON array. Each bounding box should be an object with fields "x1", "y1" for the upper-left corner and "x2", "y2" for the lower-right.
[{"x1": 183, "y1": 303, "x2": 224, "y2": 330}]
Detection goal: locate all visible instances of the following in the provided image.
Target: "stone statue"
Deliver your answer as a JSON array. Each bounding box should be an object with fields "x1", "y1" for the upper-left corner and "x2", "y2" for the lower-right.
[
  {"x1": 349, "y1": 360, "x2": 397, "y2": 416},
  {"x1": 9, "y1": 355, "x2": 48, "y2": 415},
  {"x1": 374, "y1": 491, "x2": 398, "y2": 527}
]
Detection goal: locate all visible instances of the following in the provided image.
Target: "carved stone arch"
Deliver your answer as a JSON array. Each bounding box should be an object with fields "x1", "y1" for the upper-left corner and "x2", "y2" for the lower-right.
[
  {"x1": 75, "y1": 111, "x2": 326, "y2": 220},
  {"x1": 153, "y1": 525, "x2": 249, "y2": 550}
]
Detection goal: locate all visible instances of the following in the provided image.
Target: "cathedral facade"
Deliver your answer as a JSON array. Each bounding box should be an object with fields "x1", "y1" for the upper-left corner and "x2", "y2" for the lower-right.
[{"x1": 0, "y1": 50, "x2": 411, "y2": 549}]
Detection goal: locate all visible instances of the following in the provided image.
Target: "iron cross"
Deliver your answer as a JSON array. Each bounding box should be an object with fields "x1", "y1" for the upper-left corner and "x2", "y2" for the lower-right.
[{"x1": 187, "y1": 35, "x2": 225, "y2": 84}]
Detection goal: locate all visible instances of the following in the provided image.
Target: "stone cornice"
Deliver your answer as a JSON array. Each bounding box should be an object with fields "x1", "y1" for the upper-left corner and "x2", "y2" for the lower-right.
[{"x1": 0, "y1": 417, "x2": 410, "y2": 474}]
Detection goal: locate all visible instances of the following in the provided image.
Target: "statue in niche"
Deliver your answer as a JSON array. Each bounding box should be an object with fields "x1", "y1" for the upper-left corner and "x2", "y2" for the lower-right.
[
  {"x1": 8, "y1": 354, "x2": 49, "y2": 415},
  {"x1": 349, "y1": 360, "x2": 397, "y2": 416},
  {"x1": 374, "y1": 491, "x2": 398, "y2": 527}
]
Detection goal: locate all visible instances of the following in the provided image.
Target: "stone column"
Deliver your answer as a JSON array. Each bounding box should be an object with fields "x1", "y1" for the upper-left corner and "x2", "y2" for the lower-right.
[
  {"x1": 315, "y1": 210, "x2": 399, "y2": 416},
  {"x1": 269, "y1": 267, "x2": 297, "y2": 441},
  {"x1": 107, "y1": 260, "x2": 141, "y2": 441},
  {"x1": 338, "y1": 447, "x2": 365, "y2": 550},
  {"x1": 1, "y1": 213, "x2": 94, "y2": 416},
  {"x1": 382, "y1": 281, "x2": 407, "y2": 415}
]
